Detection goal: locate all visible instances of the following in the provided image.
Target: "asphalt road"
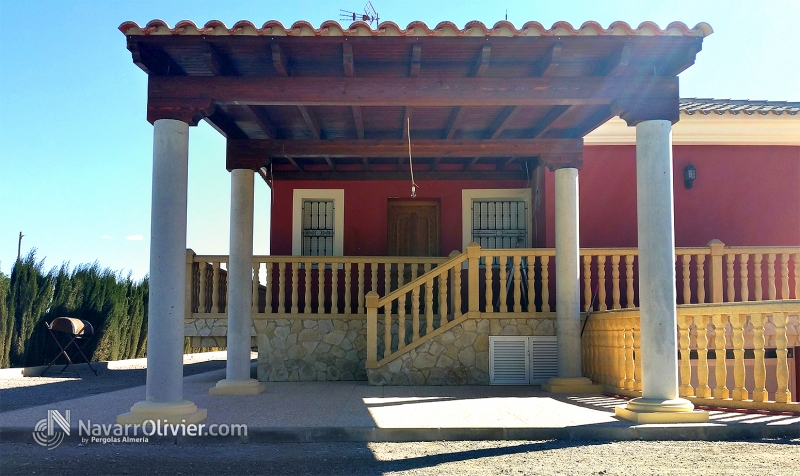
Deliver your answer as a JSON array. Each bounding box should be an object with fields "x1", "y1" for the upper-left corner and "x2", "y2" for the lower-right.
[{"x1": 2, "y1": 439, "x2": 799, "y2": 476}]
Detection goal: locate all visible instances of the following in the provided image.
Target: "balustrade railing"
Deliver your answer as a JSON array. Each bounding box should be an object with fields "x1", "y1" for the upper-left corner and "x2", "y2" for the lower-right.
[
  {"x1": 582, "y1": 301, "x2": 799, "y2": 411},
  {"x1": 185, "y1": 241, "x2": 799, "y2": 319}
]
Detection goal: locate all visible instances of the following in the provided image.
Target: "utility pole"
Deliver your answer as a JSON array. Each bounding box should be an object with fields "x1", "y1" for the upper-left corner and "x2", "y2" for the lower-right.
[{"x1": 17, "y1": 231, "x2": 23, "y2": 262}]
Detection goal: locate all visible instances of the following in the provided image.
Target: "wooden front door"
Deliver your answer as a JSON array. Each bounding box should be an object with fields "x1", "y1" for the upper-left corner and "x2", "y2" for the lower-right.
[{"x1": 387, "y1": 200, "x2": 440, "y2": 257}]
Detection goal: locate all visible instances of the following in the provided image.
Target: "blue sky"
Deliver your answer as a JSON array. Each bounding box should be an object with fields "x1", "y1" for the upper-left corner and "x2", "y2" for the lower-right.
[{"x1": 1, "y1": 0, "x2": 798, "y2": 280}]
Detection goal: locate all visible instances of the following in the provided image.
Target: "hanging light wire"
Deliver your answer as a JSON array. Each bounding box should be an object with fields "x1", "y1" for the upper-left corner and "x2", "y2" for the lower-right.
[{"x1": 407, "y1": 117, "x2": 419, "y2": 198}]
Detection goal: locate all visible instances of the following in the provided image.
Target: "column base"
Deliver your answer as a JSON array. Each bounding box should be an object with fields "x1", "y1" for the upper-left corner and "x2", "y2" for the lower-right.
[
  {"x1": 117, "y1": 400, "x2": 207, "y2": 425},
  {"x1": 615, "y1": 397, "x2": 709, "y2": 423},
  {"x1": 541, "y1": 377, "x2": 603, "y2": 394},
  {"x1": 209, "y1": 378, "x2": 265, "y2": 395}
]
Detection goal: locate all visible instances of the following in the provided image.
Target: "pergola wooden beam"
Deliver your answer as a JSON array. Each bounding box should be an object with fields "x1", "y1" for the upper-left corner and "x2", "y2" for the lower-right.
[
  {"x1": 297, "y1": 105, "x2": 321, "y2": 139},
  {"x1": 269, "y1": 169, "x2": 531, "y2": 181},
  {"x1": 148, "y1": 76, "x2": 678, "y2": 108},
  {"x1": 445, "y1": 44, "x2": 493, "y2": 140},
  {"x1": 533, "y1": 42, "x2": 562, "y2": 77},
  {"x1": 595, "y1": 43, "x2": 632, "y2": 76},
  {"x1": 271, "y1": 43, "x2": 289, "y2": 77},
  {"x1": 409, "y1": 43, "x2": 421, "y2": 77},
  {"x1": 227, "y1": 138, "x2": 582, "y2": 165}
]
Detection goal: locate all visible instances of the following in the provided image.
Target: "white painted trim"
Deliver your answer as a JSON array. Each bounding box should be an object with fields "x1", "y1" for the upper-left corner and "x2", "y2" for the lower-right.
[
  {"x1": 292, "y1": 189, "x2": 344, "y2": 256},
  {"x1": 462, "y1": 188, "x2": 532, "y2": 252},
  {"x1": 585, "y1": 114, "x2": 800, "y2": 146}
]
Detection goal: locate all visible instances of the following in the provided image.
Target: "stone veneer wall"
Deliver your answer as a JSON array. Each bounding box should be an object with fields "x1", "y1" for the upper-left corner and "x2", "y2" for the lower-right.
[
  {"x1": 367, "y1": 318, "x2": 555, "y2": 386},
  {"x1": 254, "y1": 318, "x2": 369, "y2": 381}
]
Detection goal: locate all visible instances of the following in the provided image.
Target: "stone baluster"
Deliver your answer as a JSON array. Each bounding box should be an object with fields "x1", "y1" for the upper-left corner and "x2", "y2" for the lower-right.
[
  {"x1": 681, "y1": 255, "x2": 691, "y2": 304},
  {"x1": 384, "y1": 262, "x2": 392, "y2": 296},
  {"x1": 357, "y1": 262, "x2": 366, "y2": 314},
  {"x1": 526, "y1": 255, "x2": 535, "y2": 313},
  {"x1": 264, "y1": 262, "x2": 272, "y2": 313},
  {"x1": 396, "y1": 293, "x2": 406, "y2": 350},
  {"x1": 615, "y1": 317, "x2": 626, "y2": 389},
  {"x1": 633, "y1": 318, "x2": 642, "y2": 392},
  {"x1": 767, "y1": 254, "x2": 777, "y2": 300},
  {"x1": 739, "y1": 254, "x2": 749, "y2": 302},
  {"x1": 695, "y1": 315, "x2": 711, "y2": 398},
  {"x1": 795, "y1": 253, "x2": 800, "y2": 299},
  {"x1": 278, "y1": 263, "x2": 286, "y2": 313},
  {"x1": 598, "y1": 255, "x2": 607, "y2": 311},
  {"x1": 371, "y1": 262, "x2": 378, "y2": 296},
  {"x1": 624, "y1": 317, "x2": 635, "y2": 390},
  {"x1": 411, "y1": 281, "x2": 419, "y2": 341},
  {"x1": 330, "y1": 262, "x2": 339, "y2": 314},
  {"x1": 198, "y1": 262, "x2": 208, "y2": 313},
  {"x1": 773, "y1": 312, "x2": 791, "y2": 403},
  {"x1": 304, "y1": 261, "x2": 312, "y2": 314},
  {"x1": 725, "y1": 254, "x2": 735, "y2": 302},
  {"x1": 290, "y1": 262, "x2": 299, "y2": 314},
  {"x1": 696, "y1": 255, "x2": 706, "y2": 303},
  {"x1": 384, "y1": 303, "x2": 392, "y2": 358},
  {"x1": 498, "y1": 254, "x2": 508, "y2": 312},
  {"x1": 730, "y1": 313, "x2": 747, "y2": 401},
  {"x1": 439, "y1": 271, "x2": 449, "y2": 323},
  {"x1": 753, "y1": 254, "x2": 763, "y2": 301},
  {"x1": 541, "y1": 256, "x2": 550, "y2": 312},
  {"x1": 513, "y1": 255, "x2": 522, "y2": 313},
  {"x1": 780, "y1": 254, "x2": 790, "y2": 299},
  {"x1": 677, "y1": 315, "x2": 694, "y2": 397},
  {"x1": 712, "y1": 314, "x2": 729, "y2": 399},
  {"x1": 211, "y1": 262, "x2": 220, "y2": 313},
  {"x1": 625, "y1": 255, "x2": 635, "y2": 308},
  {"x1": 344, "y1": 263, "x2": 352, "y2": 314},
  {"x1": 252, "y1": 262, "x2": 259, "y2": 315},
  {"x1": 583, "y1": 255, "x2": 592, "y2": 312},
  {"x1": 317, "y1": 262, "x2": 326, "y2": 313},
  {"x1": 485, "y1": 256, "x2": 494, "y2": 313},
  {"x1": 453, "y1": 261, "x2": 462, "y2": 317},
  {"x1": 611, "y1": 255, "x2": 621, "y2": 310},
  {"x1": 751, "y1": 312, "x2": 768, "y2": 402},
  {"x1": 365, "y1": 292, "x2": 378, "y2": 367},
  {"x1": 425, "y1": 278, "x2": 434, "y2": 335}
]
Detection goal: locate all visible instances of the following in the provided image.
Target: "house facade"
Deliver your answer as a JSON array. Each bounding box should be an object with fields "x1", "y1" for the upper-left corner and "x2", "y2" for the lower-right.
[{"x1": 116, "y1": 19, "x2": 799, "y2": 426}]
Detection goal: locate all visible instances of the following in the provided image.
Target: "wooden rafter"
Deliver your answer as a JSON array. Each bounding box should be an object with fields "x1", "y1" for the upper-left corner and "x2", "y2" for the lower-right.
[
  {"x1": 485, "y1": 106, "x2": 520, "y2": 140},
  {"x1": 533, "y1": 42, "x2": 562, "y2": 77},
  {"x1": 285, "y1": 156, "x2": 302, "y2": 172},
  {"x1": 595, "y1": 43, "x2": 631, "y2": 76},
  {"x1": 444, "y1": 44, "x2": 492, "y2": 140},
  {"x1": 342, "y1": 42, "x2": 354, "y2": 77},
  {"x1": 271, "y1": 43, "x2": 289, "y2": 77},
  {"x1": 241, "y1": 106, "x2": 278, "y2": 139},
  {"x1": 501, "y1": 157, "x2": 517, "y2": 170},
  {"x1": 297, "y1": 105, "x2": 321, "y2": 139},
  {"x1": 409, "y1": 43, "x2": 421, "y2": 77},
  {"x1": 527, "y1": 105, "x2": 572, "y2": 139}
]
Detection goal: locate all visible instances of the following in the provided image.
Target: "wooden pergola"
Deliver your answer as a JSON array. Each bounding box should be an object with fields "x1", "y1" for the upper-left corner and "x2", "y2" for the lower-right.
[
  {"x1": 121, "y1": 19, "x2": 710, "y2": 180},
  {"x1": 117, "y1": 19, "x2": 714, "y2": 426}
]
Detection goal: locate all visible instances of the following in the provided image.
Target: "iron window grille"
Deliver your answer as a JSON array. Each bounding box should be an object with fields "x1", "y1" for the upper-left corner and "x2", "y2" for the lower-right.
[
  {"x1": 302, "y1": 199, "x2": 335, "y2": 256},
  {"x1": 472, "y1": 200, "x2": 528, "y2": 250}
]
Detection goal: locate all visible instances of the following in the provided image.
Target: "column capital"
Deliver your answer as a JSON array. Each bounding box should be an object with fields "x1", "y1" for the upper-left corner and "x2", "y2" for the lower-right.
[{"x1": 612, "y1": 97, "x2": 680, "y2": 126}]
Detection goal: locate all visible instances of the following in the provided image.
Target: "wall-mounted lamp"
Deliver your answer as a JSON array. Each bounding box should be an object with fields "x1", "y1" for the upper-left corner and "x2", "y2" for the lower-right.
[{"x1": 683, "y1": 163, "x2": 697, "y2": 189}]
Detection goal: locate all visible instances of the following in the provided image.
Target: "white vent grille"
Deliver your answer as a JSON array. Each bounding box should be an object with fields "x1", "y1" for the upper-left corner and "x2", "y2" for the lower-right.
[
  {"x1": 489, "y1": 337, "x2": 529, "y2": 385},
  {"x1": 489, "y1": 336, "x2": 557, "y2": 385},
  {"x1": 529, "y1": 336, "x2": 558, "y2": 384}
]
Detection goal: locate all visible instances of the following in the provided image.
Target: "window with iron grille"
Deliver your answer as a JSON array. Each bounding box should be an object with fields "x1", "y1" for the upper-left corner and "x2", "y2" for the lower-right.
[
  {"x1": 302, "y1": 200, "x2": 335, "y2": 256},
  {"x1": 472, "y1": 200, "x2": 528, "y2": 249}
]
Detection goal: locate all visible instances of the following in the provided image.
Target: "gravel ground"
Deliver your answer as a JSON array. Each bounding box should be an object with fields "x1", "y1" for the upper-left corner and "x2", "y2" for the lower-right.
[
  {"x1": 0, "y1": 359, "x2": 228, "y2": 412},
  {"x1": 1, "y1": 439, "x2": 798, "y2": 475}
]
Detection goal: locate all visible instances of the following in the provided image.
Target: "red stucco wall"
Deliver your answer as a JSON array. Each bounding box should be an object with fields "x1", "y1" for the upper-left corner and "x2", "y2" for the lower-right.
[
  {"x1": 270, "y1": 179, "x2": 529, "y2": 256},
  {"x1": 544, "y1": 145, "x2": 800, "y2": 248}
]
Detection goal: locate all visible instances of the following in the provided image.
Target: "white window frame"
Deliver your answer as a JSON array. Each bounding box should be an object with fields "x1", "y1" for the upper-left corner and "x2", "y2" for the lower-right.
[
  {"x1": 292, "y1": 189, "x2": 344, "y2": 256},
  {"x1": 462, "y1": 189, "x2": 532, "y2": 252}
]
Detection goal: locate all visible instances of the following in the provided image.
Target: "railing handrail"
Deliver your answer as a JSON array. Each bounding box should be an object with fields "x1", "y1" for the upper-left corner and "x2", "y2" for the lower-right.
[
  {"x1": 376, "y1": 251, "x2": 468, "y2": 308},
  {"x1": 588, "y1": 299, "x2": 800, "y2": 319},
  {"x1": 192, "y1": 254, "x2": 450, "y2": 264}
]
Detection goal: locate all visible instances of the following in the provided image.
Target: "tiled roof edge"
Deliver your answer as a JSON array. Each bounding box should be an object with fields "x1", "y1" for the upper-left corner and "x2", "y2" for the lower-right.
[
  {"x1": 681, "y1": 98, "x2": 800, "y2": 116},
  {"x1": 119, "y1": 19, "x2": 713, "y2": 38}
]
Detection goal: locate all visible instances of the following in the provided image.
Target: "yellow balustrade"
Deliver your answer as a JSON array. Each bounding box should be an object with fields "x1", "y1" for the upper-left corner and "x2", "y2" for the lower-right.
[{"x1": 582, "y1": 301, "x2": 799, "y2": 412}]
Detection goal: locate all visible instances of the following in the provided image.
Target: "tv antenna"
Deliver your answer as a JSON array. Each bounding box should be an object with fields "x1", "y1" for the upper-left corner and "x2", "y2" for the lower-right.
[{"x1": 340, "y1": 2, "x2": 380, "y2": 26}]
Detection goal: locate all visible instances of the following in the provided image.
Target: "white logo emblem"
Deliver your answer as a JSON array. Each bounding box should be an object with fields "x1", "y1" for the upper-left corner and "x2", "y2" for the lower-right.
[{"x1": 32, "y1": 410, "x2": 70, "y2": 449}]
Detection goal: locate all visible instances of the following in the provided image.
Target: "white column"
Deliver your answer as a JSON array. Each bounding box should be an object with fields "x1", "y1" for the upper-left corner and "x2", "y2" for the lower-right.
[
  {"x1": 118, "y1": 119, "x2": 206, "y2": 424},
  {"x1": 615, "y1": 119, "x2": 706, "y2": 422},
  {"x1": 543, "y1": 167, "x2": 599, "y2": 393},
  {"x1": 210, "y1": 168, "x2": 265, "y2": 395}
]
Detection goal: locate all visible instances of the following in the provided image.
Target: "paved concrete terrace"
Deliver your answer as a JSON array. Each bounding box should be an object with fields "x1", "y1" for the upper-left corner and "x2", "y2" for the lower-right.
[{"x1": 1, "y1": 356, "x2": 798, "y2": 443}]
